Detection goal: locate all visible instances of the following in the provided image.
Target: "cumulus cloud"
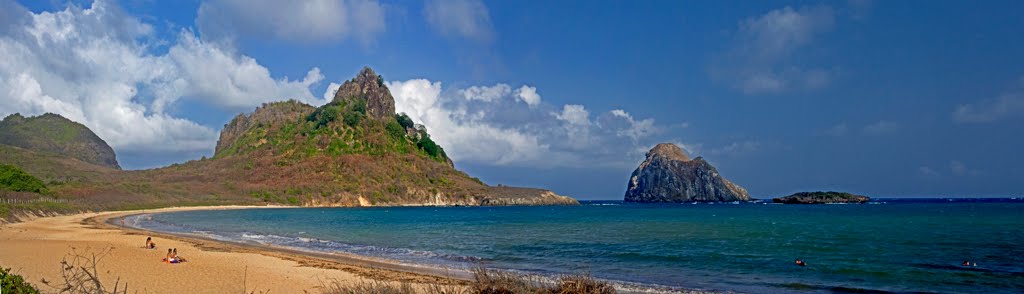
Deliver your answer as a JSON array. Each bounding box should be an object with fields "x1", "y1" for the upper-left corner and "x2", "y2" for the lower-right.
[
  {"x1": 953, "y1": 77, "x2": 1024, "y2": 123},
  {"x1": 514, "y1": 85, "x2": 541, "y2": 106},
  {"x1": 460, "y1": 84, "x2": 511, "y2": 102},
  {"x1": 713, "y1": 6, "x2": 835, "y2": 94},
  {"x1": 423, "y1": 0, "x2": 493, "y2": 42},
  {"x1": 385, "y1": 79, "x2": 673, "y2": 168},
  {"x1": 609, "y1": 109, "x2": 656, "y2": 143},
  {"x1": 196, "y1": 0, "x2": 385, "y2": 44},
  {"x1": 0, "y1": 1, "x2": 326, "y2": 158}
]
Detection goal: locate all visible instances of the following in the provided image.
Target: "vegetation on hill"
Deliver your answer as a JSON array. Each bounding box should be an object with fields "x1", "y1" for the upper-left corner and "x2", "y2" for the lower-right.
[
  {"x1": 0, "y1": 67, "x2": 576, "y2": 220},
  {"x1": 0, "y1": 113, "x2": 120, "y2": 169},
  {"x1": 0, "y1": 164, "x2": 48, "y2": 194}
]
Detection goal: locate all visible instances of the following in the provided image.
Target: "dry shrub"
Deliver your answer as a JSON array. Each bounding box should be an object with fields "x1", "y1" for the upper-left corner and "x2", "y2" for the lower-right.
[
  {"x1": 553, "y1": 274, "x2": 615, "y2": 294},
  {"x1": 319, "y1": 279, "x2": 418, "y2": 294},
  {"x1": 45, "y1": 248, "x2": 129, "y2": 294},
  {"x1": 469, "y1": 268, "x2": 616, "y2": 294}
]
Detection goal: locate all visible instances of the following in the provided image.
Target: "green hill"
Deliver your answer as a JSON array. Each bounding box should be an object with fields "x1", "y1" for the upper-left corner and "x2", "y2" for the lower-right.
[
  {"x1": 0, "y1": 113, "x2": 120, "y2": 169},
  {"x1": 0, "y1": 67, "x2": 577, "y2": 219}
]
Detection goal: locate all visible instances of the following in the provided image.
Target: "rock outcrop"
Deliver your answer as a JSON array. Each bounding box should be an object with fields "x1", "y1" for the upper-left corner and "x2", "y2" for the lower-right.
[
  {"x1": 215, "y1": 100, "x2": 316, "y2": 156},
  {"x1": 624, "y1": 143, "x2": 750, "y2": 202},
  {"x1": 772, "y1": 191, "x2": 870, "y2": 204},
  {"x1": 0, "y1": 113, "x2": 120, "y2": 169},
  {"x1": 332, "y1": 66, "x2": 396, "y2": 121}
]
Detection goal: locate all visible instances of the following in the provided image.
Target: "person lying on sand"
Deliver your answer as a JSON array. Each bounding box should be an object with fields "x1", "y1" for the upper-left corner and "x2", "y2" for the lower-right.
[{"x1": 145, "y1": 237, "x2": 156, "y2": 249}]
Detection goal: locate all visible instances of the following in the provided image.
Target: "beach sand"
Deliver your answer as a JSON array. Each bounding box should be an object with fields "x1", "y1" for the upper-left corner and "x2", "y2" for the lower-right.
[{"x1": 0, "y1": 206, "x2": 466, "y2": 294}]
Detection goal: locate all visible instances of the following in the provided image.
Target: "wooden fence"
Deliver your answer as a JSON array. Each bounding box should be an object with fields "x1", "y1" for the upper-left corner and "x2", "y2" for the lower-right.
[{"x1": 0, "y1": 197, "x2": 74, "y2": 204}]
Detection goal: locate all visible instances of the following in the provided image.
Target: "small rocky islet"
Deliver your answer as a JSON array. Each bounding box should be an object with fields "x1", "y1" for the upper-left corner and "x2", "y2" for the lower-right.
[{"x1": 772, "y1": 191, "x2": 871, "y2": 204}]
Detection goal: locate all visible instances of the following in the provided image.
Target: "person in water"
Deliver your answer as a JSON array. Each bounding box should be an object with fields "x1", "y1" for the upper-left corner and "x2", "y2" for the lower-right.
[
  {"x1": 963, "y1": 261, "x2": 971, "y2": 266},
  {"x1": 795, "y1": 259, "x2": 807, "y2": 267}
]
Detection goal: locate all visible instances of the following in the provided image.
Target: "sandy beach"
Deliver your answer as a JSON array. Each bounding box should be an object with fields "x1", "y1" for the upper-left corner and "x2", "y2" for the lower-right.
[{"x1": 0, "y1": 206, "x2": 466, "y2": 294}]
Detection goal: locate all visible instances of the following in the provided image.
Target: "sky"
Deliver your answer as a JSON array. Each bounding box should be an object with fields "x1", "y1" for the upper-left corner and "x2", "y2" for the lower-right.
[{"x1": 1, "y1": 0, "x2": 1022, "y2": 199}]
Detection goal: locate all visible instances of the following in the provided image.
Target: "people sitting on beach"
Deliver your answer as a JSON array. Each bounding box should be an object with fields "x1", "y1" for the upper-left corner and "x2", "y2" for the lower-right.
[
  {"x1": 163, "y1": 248, "x2": 176, "y2": 263},
  {"x1": 145, "y1": 237, "x2": 156, "y2": 249},
  {"x1": 172, "y1": 248, "x2": 187, "y2": 262},
  {"x1": 795, "y1": 259, "x2": 807, "y2": 267}
]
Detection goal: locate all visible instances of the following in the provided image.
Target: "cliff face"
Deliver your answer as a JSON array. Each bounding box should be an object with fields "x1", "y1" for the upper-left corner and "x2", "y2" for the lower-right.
[
  {"x1": 332, "y1": 67, "x2": 396, "y2": 121},
  {"x1": 624, "y1": 143, "x2": 750, "y2": 202},
  {"x1": 215, "y1": 100, "x2": 316, "y2": 156},
  {"x1": 0, "y1": 113, "x2": 120, "y2": 169}
]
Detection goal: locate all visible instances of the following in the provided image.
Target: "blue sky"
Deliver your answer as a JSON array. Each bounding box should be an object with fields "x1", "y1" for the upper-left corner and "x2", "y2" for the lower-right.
[{"x1": 2, "y1": 0, "x2": 1022, "y2": 199}]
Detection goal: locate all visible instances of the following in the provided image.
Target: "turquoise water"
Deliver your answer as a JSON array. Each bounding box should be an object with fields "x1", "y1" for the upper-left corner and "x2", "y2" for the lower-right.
[{"x1": 128, "y1": 200, "x2": 1024, "y2": 293}]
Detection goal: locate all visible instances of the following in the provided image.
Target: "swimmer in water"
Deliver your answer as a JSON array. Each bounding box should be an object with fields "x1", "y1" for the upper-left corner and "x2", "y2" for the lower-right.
[{"x1": 795, "y1": 259, "x2": 807, "y2": 267}]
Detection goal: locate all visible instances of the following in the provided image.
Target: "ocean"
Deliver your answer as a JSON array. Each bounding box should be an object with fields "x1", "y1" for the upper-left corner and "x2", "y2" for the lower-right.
[{"x1": 125, "y1": 199, "x2": 1024, "y2": 293}]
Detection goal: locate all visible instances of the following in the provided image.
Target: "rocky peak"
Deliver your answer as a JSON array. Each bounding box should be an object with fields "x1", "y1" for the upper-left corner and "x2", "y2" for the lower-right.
[
  {"x1": 647, "y1": 143, "x2": 690, "y2": 162},
  {"x1": 625, "y1": 143, "x2": 750, "y2": 202},
  {"x1": 332, "y1": 66, "x2": 396, "y2": 120}
]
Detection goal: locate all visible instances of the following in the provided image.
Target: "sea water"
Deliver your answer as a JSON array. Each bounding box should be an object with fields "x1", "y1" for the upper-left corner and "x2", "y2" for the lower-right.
[{"x1": 126, "y1": 199, "x2": 1024, "y2": 293}]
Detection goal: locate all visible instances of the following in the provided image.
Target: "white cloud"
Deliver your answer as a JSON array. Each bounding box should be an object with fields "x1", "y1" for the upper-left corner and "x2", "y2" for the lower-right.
[
  {"x1": 159, "y1": 31, "x2": 326, "y2": 111},
  {"x1": 423, "y1": 0, "x2": 493, "y2": 42},
  {"x1": 861, "y1": 120, "x2": 899, "y2": 135},
  {"x1": 460, "y1": 84, "x2": 511, "y2": 102},
  {"x1": 554, "y1": 105, "x2": 591, "y2": 126},
  {"x1": 196, "y1": 0, "x2": 385, "y2": 44},
  {"x1": 514, "y1": 85, "x2": 541, "y2": 106},
  {"x1": 388, "y1": 79, "x2": 559, "y2": 166},
  {"x1": 386, "y1": 79, "x2": 673, "y2": 168},
  {"x1": 323, "y1": 82, "x2": 342, "y2": 100},
  {"x1": 609, "y1": 109, "x2": 657, "y2": 143},
  {"x1": 0, "y1": 0, "x2": 327, "y2": 158},
  {"x1": 714, "y1": 6, "x2": 835, "y2": 94},
  {"x1": 953, "y1": 78, "x2": 1024, "y2": 123}
]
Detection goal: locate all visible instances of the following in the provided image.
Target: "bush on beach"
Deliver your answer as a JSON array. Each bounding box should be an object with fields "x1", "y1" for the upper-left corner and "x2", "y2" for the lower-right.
[
  {"x1": 320, "y1": 268, "x2": 615, "y2": 294},
  {"x1": 1, "y1": 266, "x2": 42, "y2": 294}
]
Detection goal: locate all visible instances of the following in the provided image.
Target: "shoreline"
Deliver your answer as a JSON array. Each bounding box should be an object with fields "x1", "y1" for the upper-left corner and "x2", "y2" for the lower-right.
[
  {"x1": 0, "y1": 205, "x2": 716, "y2": 294},
  {"x1": 0, "y1": 205, "x2": 468, "y2": 294},
  {"x1": 101, "y1": 206, "x2": 477, "y2": 282}
]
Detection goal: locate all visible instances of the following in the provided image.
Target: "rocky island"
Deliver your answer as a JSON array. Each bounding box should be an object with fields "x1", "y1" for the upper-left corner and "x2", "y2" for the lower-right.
[
  {"x1": 624, "y1": 143, "x2": 751, "y2": 202},
  {"x1": 772, "y1": 191, "x2": 871, "y2": 204}
]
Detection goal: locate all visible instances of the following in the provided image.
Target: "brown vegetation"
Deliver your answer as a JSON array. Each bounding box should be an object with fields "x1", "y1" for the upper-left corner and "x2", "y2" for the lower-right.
[{"x1": 321, "y1": 268, "x2": 616, "y2": 294}]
